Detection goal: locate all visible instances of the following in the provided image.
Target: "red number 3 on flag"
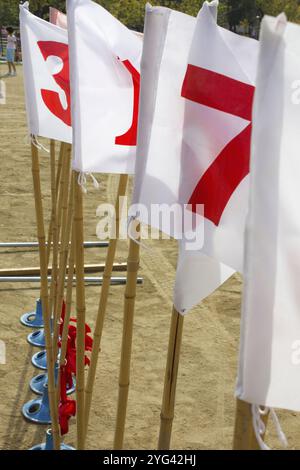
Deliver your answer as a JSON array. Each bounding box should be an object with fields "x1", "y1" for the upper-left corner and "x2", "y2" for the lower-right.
[
  {"x1": 37, "y1": 42, "x2": 140, "y2": 146},
  {"x1": 37, "y1": 41, "x2": 71, "y2": 127}
]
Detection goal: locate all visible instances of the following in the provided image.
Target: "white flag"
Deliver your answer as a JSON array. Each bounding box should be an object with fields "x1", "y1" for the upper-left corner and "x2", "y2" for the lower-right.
[
  {"x1": 236, "y1": 14, "x2": 300, "y2": 412},
  {"x1": 178, "y1": 1, "x2": 258, "y2": 273},
  {"x1": 67, "y1": 0, "x2": 142, "y2": 174},
  {"x1": 131, "y1": 1, "x2": 259, "y2": 313},
  {"x1": 20, "y1": 3, "x2": 72, "y2": 143},
  {"x1": 49, "y1": 7, "x2": 67, "y2": 29},
  {"x1": 133, "y1": 4, "x2": 230, "y2": 314}
]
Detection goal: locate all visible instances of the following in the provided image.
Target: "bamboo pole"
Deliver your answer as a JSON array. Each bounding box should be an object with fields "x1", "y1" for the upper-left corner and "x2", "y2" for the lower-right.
[
  {"x1": 59, "y1": 226, "x2": 76, "y2": 368},
  {"x1": 0, "y1": 241, "x2": 109, "y2": 248},
  {"x1": 48, "y1": 140, "x2": 57, "y2": 317},
  {"x1": 46, "y1": 139, "x2": 56, "y2": 267},
  {"x1": 233, "y1": 399, "x2": 269, "y2": 450},
  {"x1": 52, "y1": 146, "x2": 72, "y2": 357},
  {"x1": 113, "y1": 222, "x2": 140, "y2": 450},
  {"x1": 46, "y1": 140, "x2": 55, "y2": 262},
  {"x1": 56, "y1": 143, "x2": 68, "y2": 244},
  {"x1": 74, "y1": 172, "x2": 86, "y2": 450},
  {"x1": 49, "y1": 143, "x2": 67, "y2": 318},
  {"x1": 83, "y1": 174, "x2": 128, "y2": 445},
  {"x1": 158, "y1": 307, "x2": 184, "y2": 450},
  {"x1": 0, "y1": 263, "x2": 127, "y2": 276},
  {"x1": 0, "y1": 275, "x2": 142, "y2": 284},
  {"x1": 46, "y1": 141, "x2": 64, "y2": 267},
  {"x1": 56, "y1": 224, "x2": 76, "y2": 405},
  {"x1": 31, "y1": 142, "x2": 60, "y2": 450}
]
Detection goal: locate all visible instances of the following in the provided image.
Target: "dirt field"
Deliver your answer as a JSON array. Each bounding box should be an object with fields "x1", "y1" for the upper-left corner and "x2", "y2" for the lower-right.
[{"x1": 0, "y1": 64, "x2": 299, "y2": 450}]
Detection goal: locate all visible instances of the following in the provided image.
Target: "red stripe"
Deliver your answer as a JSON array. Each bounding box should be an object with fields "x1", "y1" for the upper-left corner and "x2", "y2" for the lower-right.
[
  {"x1": 181, "y1": 65, "x2": 254, "y2": 226},
  {"x1": 188, "y1": 124, "x2": 251, "y2": 225},
  {"x1": 182, "y1": 65, "x2": 254, "y2": 121},
  {"x1": 115, "y1": 60, "x2": 140, "y2": 146}
]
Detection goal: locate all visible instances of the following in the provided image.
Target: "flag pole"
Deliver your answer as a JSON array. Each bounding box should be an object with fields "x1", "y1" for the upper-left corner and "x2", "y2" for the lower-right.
[
  {"x1": 83, "y1": 173, "x2": 128, "y2": 444},
  {"x1": 56, "y1": 142, "x2": 68, "y2": 259},
  {"x1": 0, "y1": 263, "x2": 127, "y2": 276},
  {"x1": 31, "y1": 141, "x2": 60, "y2": 450},
  {"x1": 59, "y1": 223, "x2": 76, "y2": 369},
  {"x1": 233, "y1": 399, "x2": 268, "y2": 449},
  {"x1": 47, "y1": 139, "x2": 57, "y2": 312},
  {"x1": 158, "y1": 306, "x2": 184, "y2": 450},
  {"x1": 47, "y1": 141, "x2": 64, "y2": 267},
  {"x1": 56, "y1": 218, "x2": 76, "y2": 405},
  {"x1": 52, "y1": 145, "x2": 72, "y2": 357},
  {"x1": 74, "y1": 172, "x2": 86, "y2": 450},
  {"x1": 113, "y1": 222, "x2": 140, "y2": 450},
  {"x1": 49, "y1": 142, "x2": 67, "y2": 318},
  {"x1": 46, "y1": 139, "x2": 56, "y2": 267}
]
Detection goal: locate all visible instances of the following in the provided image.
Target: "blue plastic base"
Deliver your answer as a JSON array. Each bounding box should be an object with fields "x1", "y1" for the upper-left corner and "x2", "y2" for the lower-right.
[
  {"x1": 22, "y1": 384, "x2": 51, "y2": 424},
  {"x1": 27, "y1": 329, "x2": 45, "y2": 348},
  {"x1": 20, "y1": 299, "x2": 44, "y2": 328},
  {"x1": 29, "y1": 429, "x2": 74, "y2": 450},
  {"x1": 30, "y1": 442, "x2": 74, "y2": 450},
  {"x1": 30, "y1": 372, "x2": 76, "y2": 396},
  {"x1": 31, "y1": 350, "x2": 47, "y2": 370}
]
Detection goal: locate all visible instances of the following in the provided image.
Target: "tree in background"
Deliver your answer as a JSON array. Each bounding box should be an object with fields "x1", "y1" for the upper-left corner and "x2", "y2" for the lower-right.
[
  {"x1": 0, "y1": 0, "x2": 20, "y2": 26},
  {"x1": 256, "y1": 0, "x2": 300, "y2": 22},
  {"x1": 99, "y1": 0, "x2": 229, "y2": 30},
  {"x1": 227, "y1": 0, "x2": 257, "y2": 32},
  {"x1": 0, "y1": 1, "x2": 67, "y2": 26},
  {"x1": 26, "y1": 0, "x2": 66, "y2": 18},
  {"x1": 0, "y1": 0, "x2": 299, "y2": 32}
]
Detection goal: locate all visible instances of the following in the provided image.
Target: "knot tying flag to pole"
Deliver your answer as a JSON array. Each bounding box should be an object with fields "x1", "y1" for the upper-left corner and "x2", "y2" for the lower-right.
[
  {"x1": 251, "y1": 405, "x2": 288, "y2": 450},
  {"x1": 31, "y1": 135, "x2": 50, "y2": 154},
  {"x1": 77, "y1": 172, "x2": 100, "y2": 193}
]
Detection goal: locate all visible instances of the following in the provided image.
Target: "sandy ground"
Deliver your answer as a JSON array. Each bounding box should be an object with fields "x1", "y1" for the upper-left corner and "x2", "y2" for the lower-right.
[{"x1": 0, "y1": 64, "x2": 299, "y2": 450}]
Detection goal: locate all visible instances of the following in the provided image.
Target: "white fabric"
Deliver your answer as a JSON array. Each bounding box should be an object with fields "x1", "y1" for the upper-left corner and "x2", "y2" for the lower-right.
[
  {"x1": 133, "y1": 4, "x2": 233, "y2": 313},
  {"x1": 49, "y1": 7, "x2": 67, "y2": 29},
  {"x1": 20, "y1": 3, "x2": 72, "y2": 143},
  {"x1": 179, "y1": 3, "x2": 258, "y2": 272},
  {"x1": 174, "y1": 248, "x2": 233, "y2": 314},
  {"x1": 131, "y1": 1, "x2": 259, "y2": 313},
  {"x1": 131, "y1": 1, "x2": 258, "y2": 272},
  {"x1": 67, "y1": 0, "x2": 142, "y2": 174},
  {"x1": 236, "y1": 14, "x2": 300, "y2": 412}
]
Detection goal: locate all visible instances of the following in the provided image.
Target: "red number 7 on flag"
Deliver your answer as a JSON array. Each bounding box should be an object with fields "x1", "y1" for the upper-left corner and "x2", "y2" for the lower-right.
[{"x1": 181, "y1": 65, "x2": 254, "y2": 226}]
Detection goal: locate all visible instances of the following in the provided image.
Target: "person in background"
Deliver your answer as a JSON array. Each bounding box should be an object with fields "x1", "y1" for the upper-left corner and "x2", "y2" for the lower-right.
[{"x1": 6, "y1": 27, "x2": 17, "y2": 77}]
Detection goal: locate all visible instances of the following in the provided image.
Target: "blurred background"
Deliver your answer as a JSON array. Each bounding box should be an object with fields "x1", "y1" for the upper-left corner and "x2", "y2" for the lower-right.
[{"x1": 1, "y1": 0, "x2": 300, "y2": 64}]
